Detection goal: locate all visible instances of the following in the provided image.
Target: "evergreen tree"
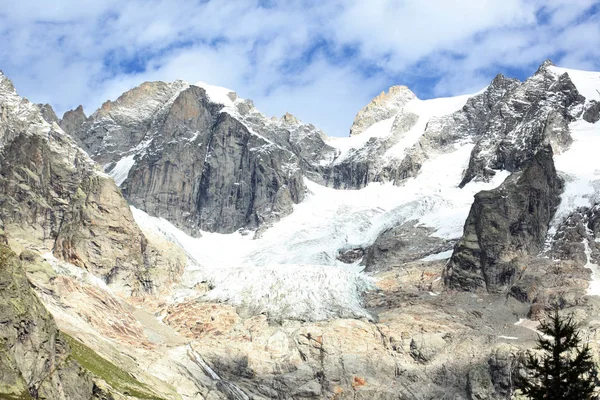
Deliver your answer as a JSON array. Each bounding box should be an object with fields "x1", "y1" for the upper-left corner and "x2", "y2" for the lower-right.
[{"x1": 520, "y1": 309, "x2": 599, "y2": 399}]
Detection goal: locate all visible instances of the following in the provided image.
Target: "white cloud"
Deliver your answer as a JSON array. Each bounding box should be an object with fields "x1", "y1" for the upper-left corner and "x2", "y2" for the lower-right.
[{"x1": 0, "y1": 0, "x2": 598, "y2": 137}]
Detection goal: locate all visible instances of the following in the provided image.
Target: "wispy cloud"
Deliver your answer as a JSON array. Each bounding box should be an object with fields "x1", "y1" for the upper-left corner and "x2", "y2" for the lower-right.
[{"x1": 0, "y1": 0, "x2": 598, "y2": 136}]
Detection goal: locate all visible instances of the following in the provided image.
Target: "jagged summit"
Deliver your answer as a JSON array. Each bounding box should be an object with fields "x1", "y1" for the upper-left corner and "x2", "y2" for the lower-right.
[
  {"x1": 36, "y1": 103, "x2": 59, "y2": 124},
  {"x1": 0, "y1": 69, "x2": 17, "y2": 96},
  {"x1": 59, "y1": 104, "x2": 86, "y2": 134},
  {"x1": 536, "y1": 58, "x2": 555, "y2": 73},
  {"x1": 349, "y1": 84, "x2": 417, "y2": 137},
  {"x1": 281, "y1": 111, "x2": 300, "y2": 125},
  {"x1": 93, "y1": 80, "x2": 189, "y2": 122}
]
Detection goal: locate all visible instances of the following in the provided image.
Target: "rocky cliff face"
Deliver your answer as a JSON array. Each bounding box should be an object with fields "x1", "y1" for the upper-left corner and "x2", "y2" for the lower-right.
[
  {"x1": 123, "y1": 87, "x2": 305, "y2": 234},
  {"x1": 59, "y1": 105, "x2": 87, "y2": 137},
  {"x1": 0, "y1": 244, "x2": 96, "y2": 400},
  {"x1": 0, "y1": 243, "x2": 188, "y2": 400},
  {"x1": 442, "y1": 62, "x2": 592, "y2": 293},
  {"x1": 459, "y1": 61, "x2": 583, "y2": 187},
  {"x1": 36, "y1": 103, "x2": 59, "y2": 125},
  {"x1": 0, "y1": 70, "x2": 216, "y2": 400},
  {"x1": 445, "y1": 146, "x2": 563, "y2": 292},
  {"x1": 69, "y1": 82, "x2": 306, "y2": 235},
  {"x1": 0, "y1": 70, "x2": 184, "y2": 297},
  {"x1": 584, "y1": 100, "x2": 600, "y2": 123}
]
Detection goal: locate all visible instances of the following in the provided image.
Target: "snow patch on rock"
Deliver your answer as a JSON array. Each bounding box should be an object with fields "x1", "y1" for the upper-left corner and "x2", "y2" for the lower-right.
[
  {"x1": 422, "y1": 250, "x2": 454, "y2": 261},
  {"x1": 109, "y1": 154, "x2": 136, "y2": 187},
  {"x1": 194, "y1": 81, "x2": 236, "y2": 106}
]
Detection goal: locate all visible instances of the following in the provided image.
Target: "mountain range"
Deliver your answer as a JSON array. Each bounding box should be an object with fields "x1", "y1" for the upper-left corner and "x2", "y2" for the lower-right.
[{"x1": 0, "y1": 60, "x2": 599, "y2": 399}]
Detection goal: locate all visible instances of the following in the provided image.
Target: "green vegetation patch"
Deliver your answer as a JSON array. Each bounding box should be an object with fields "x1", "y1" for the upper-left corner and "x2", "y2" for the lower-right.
[
  {"x1": 0, "y1": 393, "x2": 34, "y2": 400},
  {"x1": 63, "y1": 333, "x2": 166, "y2": 400}
]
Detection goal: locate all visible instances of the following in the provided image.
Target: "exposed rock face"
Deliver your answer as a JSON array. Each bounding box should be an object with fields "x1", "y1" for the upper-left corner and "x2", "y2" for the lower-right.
[
  {"x1": 350, "y1": 85, "x2": 416, "y2": 137},
  {"x1": 123, "y1": 86, "x2": 305, "y2": 234},
  {"x1": 466, "y1": 364, "x2": 494, "y2": 400},
  {"x1": 583, "y1": 100, "x2": 600, "y2": 123},
  {"x1": 487, "y1": 344, "x2": 522, "y2": 397},
  {"x1": 36, "y1": 103, "x2": 59, "y2": 124},
  {"x1": 337, "y1": 248, "x2": 365, "y2": 264},
  {"x1": 0, "y1": 70, "x2": 184, "y2": 297},
  {"x1": 72, "y1": 81, "x2": 189, "y2": 166},
  {"x1": 323, "y1": 112, "x2": 422, "y2": 189},
  {"x1": 364, "y1": 222, "x2": 454, "y2": 272},
  {"x1": 0, "y1": 244, "x2": 96, "y2": 400},
  {"x1": 445, "y1": 146, "x2": 563, "y2": 292},
  {"x1": 421, "y1": 74, "x2": 521, "y2": 151},
  {"x1": 459, "y1": 61, "x2": 583, "y2": 187},
  {"x1": 59, "y1": 105, "x2": 87, "y2": 136},
  {"x1": 1, "y1": 244, "x2": 188, "y2": 400},
  {"x1": 72, "y1": 82, "x2": 306, "y2": 235}
]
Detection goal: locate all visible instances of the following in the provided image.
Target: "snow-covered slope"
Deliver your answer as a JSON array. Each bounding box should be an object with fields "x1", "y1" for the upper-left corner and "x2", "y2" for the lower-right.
[
  {"x1": 552, "y1": 120, "x2": 600, "y2": 227},
  {"x1": 548, "y1": 66, "x2": 600, "y2": 229},
  {"x1": 129, "y1": 89, "x2": 510, "y2": 320}
]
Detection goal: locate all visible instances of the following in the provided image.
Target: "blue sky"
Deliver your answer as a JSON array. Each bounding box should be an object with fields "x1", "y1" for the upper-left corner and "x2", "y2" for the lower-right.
[{"x1": 0, "y1": 0, "x2": 599, "y2": 137}]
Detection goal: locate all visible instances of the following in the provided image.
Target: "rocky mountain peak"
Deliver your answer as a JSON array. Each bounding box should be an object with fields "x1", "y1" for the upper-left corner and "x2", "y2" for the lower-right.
[
  {"x1": 59, "y1": 104, "x2": 86, "y2": 134},
  {"x1": 0, "y1": 71, "x2": 52, "y2": 148},
  {"x1": 36, "y1": 103, "x2": 59, "y2": 124},
  {"x1": 0, "y1": 70, "x2": 17, "y2": 98},
  {"x1": 458, "y1": 60, "x2": 584, "y2": 187},
  {"x1": 226, "y1": 90, "x2": 238, "y2": 102},
  {"x1": 490, "y1": 73, "x2": 520, "y2": 89},
  {"x1": 281, "y1": 111, "x2": 300, "y2": 125},
  {"x1": 94, "y1": 80, "x2": 189, "y2": 123},
  {"x1": 536, "y1": 58, "x2": 555, "y2": 73},
  {"x1": 66, "y1": 77, "x2": 308, "y2": 235},
  {"x1": 349, "y1": 84, "x2": 417, "y2": 137}
]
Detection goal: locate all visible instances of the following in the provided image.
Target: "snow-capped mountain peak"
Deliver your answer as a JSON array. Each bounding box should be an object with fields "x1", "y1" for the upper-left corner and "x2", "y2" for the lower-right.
[{"x1": 350, "y1": 84, "x2": 417, "y2": 137}]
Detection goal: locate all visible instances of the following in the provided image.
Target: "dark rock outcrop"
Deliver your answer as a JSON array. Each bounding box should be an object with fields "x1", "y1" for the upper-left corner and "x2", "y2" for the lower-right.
[
  {"x1": 337, "y1": 247, "x2": 365, "y2": 264},
  {"x1": 445, "y1": 146, "x2": 563, "y2": 292},
  {"x1": 122, "y1": 86, "x2": 305, "y2": 234},
  {"x1": 364, "y1": 222, "x2": 454, "y2": 272},
  {"x1": 583, "y1": 100, "x2": 600, "y2": 124},
  {"x1": 466, "y1": 364, "x2": 494, "y2": 400},
  {"x1": 487, "y1": 345, "x2": 522, "y2": 397},
  {"x1": 59, "y1": 105, "x2": 87, "y2": 135}
]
